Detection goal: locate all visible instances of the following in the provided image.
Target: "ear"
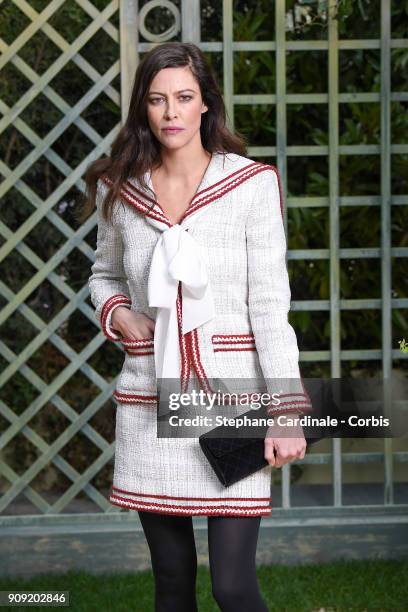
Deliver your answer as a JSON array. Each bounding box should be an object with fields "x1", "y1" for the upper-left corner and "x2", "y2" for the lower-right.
[{"x1": 201, "y1": 104, "x2": 208, "y2": 113}]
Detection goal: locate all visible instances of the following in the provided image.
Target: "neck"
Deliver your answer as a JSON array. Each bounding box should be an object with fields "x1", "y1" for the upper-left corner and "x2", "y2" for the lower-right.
[{"x1": 154, "y1": 146, "x2": 212, "y2": 179}]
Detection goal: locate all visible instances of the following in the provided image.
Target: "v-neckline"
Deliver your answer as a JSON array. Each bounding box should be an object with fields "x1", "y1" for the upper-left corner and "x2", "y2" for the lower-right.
[{"x1": 146, "y1": 151, "x2": 216, "y2": 227}]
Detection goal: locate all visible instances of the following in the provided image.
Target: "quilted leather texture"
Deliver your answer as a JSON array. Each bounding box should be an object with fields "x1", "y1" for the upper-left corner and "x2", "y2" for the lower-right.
[{"x1": 199, "y1": 410, "x2": 269, "y2": 486}]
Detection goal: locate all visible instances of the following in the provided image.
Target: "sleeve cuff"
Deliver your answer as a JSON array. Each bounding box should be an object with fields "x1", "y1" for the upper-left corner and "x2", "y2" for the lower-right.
[
  {"x1": 100, "y1": 294, "x2": 132, "y2": 341},
  {"x1": 266, "y1": 397, "x2": 313, "y2": 416},
  {"x1": 265, "y1": 377, "x2": 313, "y2": 416}
]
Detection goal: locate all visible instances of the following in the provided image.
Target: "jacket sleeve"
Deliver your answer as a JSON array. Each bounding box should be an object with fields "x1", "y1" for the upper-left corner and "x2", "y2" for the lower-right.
[
  {"x1": 246, "y1": 167, "x2": 312, "y2": 416},
  {"x1": 88, "y1": 178, "x2": 132, "y2": 341}
]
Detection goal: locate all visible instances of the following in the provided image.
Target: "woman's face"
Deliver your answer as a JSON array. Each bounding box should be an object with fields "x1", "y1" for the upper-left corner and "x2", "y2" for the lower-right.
[{"x1": 146, "y1": 65, "x2": 208, "y2": 151}]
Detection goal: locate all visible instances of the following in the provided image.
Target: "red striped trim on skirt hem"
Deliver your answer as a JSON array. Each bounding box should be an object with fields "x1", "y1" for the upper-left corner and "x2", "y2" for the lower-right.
[
  {"x1": 111, "y1": 485, "x2": 271, "y2": 501},
  {"x1": 108, "y1": 486, "x2": 272, "y2": 516},
  {"x1": 109, "y1": 494, "x2": 272, "y2": 517}
]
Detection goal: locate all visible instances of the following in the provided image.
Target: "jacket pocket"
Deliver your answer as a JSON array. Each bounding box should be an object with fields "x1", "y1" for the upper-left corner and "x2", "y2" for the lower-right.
[
  {"x1": 211, "y1": 333, "x2": 256, "y2": 352},
  {"x1": 210, "y1": 331, "x2": 264, "y2": 391},
  {"x1": 120, "y1": 336, "x2": 155, "y2": 355}
]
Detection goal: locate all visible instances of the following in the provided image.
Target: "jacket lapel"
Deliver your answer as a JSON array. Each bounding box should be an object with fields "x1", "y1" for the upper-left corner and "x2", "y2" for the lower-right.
[{"x1": 107, "y1": 151, "x2": 269, "y2": 229}]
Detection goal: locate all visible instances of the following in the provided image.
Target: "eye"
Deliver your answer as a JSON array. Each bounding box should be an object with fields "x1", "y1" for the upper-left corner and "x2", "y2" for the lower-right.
[
  {"x1": 180, "y1": 95, "x2": 192, "y2": 101},
  {"x1": 149, "y1": 97, "x2": 162, "y2": 104}
]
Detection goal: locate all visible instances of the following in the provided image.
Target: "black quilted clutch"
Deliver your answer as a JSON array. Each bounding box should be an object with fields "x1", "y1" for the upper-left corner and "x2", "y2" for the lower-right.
[
  {"x1": 197, "y1": 380, "x2": 346, "y2": 487},
  {"x1": 198, "y1": 410, "x2": 324, "y2": 487},
  {"x1": 199, "y1": 429, "x2": 267, "y2": 487}
]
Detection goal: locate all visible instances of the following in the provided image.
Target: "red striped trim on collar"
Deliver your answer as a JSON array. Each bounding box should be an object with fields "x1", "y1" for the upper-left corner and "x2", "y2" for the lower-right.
[
  {"x1": 101, "y1": 160, "x2": 276, "y2": 227},
  {"x1": 182, "y1": 161, "x2": 267, "y2": 221},
  {"x1": 100, "y1": 175, "x2": 172, "y2": 227}
]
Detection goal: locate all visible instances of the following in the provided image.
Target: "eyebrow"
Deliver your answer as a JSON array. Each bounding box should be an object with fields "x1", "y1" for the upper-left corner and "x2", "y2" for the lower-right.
[{"x1": 148, "y1": 89, "x2": 196, "y2": 95}]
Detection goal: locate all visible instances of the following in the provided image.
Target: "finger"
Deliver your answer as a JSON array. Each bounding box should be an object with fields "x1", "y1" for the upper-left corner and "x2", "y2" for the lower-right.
[
  {"x1": 271, "y1": 438, "x2": 278, "y2": 467},
  {"x1": 147, "y1": 319, "x2": 156, "y2": 333},
  {"x1": 280, "y1": 450, "x2": 300, "y2": 467},
  {"x1": 128, "y1": 331, "x2": 152, "y2": 340},
  {"x1": 264, "y1": 443, "x2": 275, "y2": 466},
  {"x1": 274, "y1": 451, "x2": 289, "y2": 468},
  {"x1": 295, "y1": 442, "x2": 306, "y2": 459},
  {"x1": 292, "y1": 448, "x2": 303, "y2": 461},
  {"x1": 135, "y1": 326, "x2": 154, "y2": 339},
  {"x1": 124, "y1": 330, "x2": 140, "y2": 340}
]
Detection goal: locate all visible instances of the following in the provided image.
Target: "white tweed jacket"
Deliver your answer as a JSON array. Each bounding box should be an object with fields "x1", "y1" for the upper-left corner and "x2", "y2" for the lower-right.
[{"x1": 88, "y1": 151, "x2": 312, "y2": 415}]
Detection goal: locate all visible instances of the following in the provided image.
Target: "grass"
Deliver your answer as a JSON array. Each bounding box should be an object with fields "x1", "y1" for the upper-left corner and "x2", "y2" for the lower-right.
[{"x1": 0, "y1": 560, "x2": 407, "y2": 611}]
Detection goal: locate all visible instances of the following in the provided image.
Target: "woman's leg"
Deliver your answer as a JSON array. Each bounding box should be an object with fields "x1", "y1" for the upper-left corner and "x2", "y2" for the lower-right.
[
  {"x1": 208, "y1": 515, "x2": 268, "y2": 612},
  {"x1": 138, "y1": 510, "x2": 198, "y2": 612}
]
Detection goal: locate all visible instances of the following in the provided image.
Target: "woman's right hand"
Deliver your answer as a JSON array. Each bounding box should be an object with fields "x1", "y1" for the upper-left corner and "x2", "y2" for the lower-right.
[{"x1": 111, "y1": 308, "x2": 155, "y2": 340}]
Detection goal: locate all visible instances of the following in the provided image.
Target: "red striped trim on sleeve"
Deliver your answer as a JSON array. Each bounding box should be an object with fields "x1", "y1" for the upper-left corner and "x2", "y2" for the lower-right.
[
  {"x1": 121, "y1": 337, "x2": 155, "y2": 355},
  {"x1": 101, "y1": 294, "x2": 132, "y2": 341},
  {"x1": 266, "y1": 377, "x2": 313, "y2": 416},
  {"x1": 113, "y1": 390, "x2": 159, "y2": 404}
]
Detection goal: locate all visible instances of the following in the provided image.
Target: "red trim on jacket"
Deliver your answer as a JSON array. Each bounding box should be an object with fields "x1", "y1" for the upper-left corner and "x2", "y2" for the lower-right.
[
  {"x1": 101, "y1": 294, "x2": 132, "y2": 341},
  {"x1": 121, "y1": 337, "x2": 154, "y2": 355},
  {"x1": 183, "y1": 163, "x2": 270, "y2": 221},
  {"x1": 103, "y1": 161, "x2": 311, "y2": 415},
  {"x1": 177, "y1": 283, "x2": 191, "y2": 393},
  {"x1": 101, "y1": 176, "x2": 172, "y2": 227},
  {"x1": 212, "y1": 333, "x2": 256, "y2": 351},
  {"x1": 113, "y1": 390, "x2": 158, "y2": 404},
  {"x1": 188, "y1": 328, "x2": 216, "y2": 395},
  {"x1": 212, "y1": 333, "x2": 256, "y2": 342},
  {"x1": 101, "y1": 161, "x2": 271, "y2": 229}
]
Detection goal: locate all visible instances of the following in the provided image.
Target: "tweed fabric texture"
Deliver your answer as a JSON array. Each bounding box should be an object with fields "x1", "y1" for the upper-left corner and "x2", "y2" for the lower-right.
[
  {"x1": 88, "y1": 151, "x2": 312, "y2": 516},
  {"x1": 109, "y1": 371, "x2": 273, "y2": 516}
]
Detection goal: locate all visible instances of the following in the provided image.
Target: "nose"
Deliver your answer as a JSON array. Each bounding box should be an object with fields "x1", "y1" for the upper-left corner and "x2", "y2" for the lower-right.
[{"x1": 164, "y1": 101, "x2": 177, "y2": 119}]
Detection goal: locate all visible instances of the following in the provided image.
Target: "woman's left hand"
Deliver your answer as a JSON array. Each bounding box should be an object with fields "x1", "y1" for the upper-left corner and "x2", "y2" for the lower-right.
[{"x1": 264, "y1": 413, "x2": 306, "y2": 467}]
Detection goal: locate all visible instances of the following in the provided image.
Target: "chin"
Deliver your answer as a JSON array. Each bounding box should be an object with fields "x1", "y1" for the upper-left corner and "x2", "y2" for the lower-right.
[{"x1": 160, "y1": 140, "x2": 188, "y2": 151}]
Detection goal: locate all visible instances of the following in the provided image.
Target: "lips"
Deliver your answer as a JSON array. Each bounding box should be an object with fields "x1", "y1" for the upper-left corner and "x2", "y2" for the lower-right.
[{"x1": 162, "y1": 127, "x2": 184, "y2": 132}]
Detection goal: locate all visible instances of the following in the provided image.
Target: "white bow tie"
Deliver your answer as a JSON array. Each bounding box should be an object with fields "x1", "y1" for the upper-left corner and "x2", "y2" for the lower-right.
[{"x1": 147, "y1": 219, "x2": 215, "y2": 382}]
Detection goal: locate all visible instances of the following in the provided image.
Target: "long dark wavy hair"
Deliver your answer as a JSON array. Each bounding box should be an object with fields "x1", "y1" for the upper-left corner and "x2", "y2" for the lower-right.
[{"x1": 77, "y1": 41, "x2": 248, "y2": 224}]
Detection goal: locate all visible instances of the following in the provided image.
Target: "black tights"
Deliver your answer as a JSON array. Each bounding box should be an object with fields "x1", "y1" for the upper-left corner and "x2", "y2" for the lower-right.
[{"x1": 138, "y1": 510, "x2": 268, "y2": 612}]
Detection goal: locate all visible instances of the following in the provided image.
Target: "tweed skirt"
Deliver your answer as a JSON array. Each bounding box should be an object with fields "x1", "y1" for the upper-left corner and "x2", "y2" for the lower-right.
[{"x1": 108, "y1": 374, "x2": 273, "y2": 517}]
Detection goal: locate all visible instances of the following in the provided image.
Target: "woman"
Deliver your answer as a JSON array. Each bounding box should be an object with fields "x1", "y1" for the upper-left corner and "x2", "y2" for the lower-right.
[{"x1": 83, "y1": 42, "x2": 311, "y2": 612}]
